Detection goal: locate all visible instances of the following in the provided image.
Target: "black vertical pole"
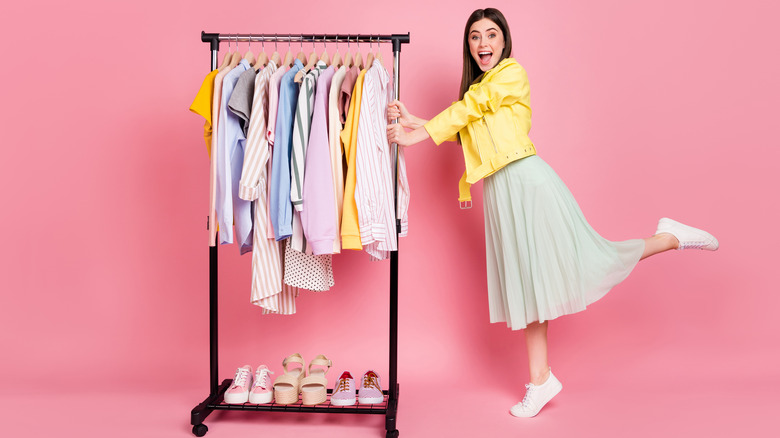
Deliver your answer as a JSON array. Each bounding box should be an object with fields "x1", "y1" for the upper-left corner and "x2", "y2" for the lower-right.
[
  {"x1": 389, "y1": 36, "x2": 402, "y2": 404},
  {"x1": 208, "y1": 32, "x2": 220, "y2": 397}
]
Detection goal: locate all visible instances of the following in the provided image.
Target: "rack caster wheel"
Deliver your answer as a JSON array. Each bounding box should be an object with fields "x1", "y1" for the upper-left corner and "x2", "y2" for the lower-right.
[
  {"x1": 386, "y1": 430, "x2": 399, "y2": 438},
  {"x1": 192, "y1": 424, "x2": 208, "y2": 437}
]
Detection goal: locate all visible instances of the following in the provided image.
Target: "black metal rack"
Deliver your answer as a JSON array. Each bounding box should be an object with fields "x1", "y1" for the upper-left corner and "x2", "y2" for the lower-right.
[{"x1": 190, "y1": 31, "x2": 410, "y2": 438}]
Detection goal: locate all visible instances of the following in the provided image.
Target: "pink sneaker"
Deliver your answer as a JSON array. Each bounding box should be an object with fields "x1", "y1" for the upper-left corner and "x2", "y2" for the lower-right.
[
  {"x1": 330, "y1": 371, "x2": 356, "y2": 406},
  {"x1": 358, "y1": 371, "x2": 383, "y2": 404},
  {"x1": 249, "y1": 365, "x2": 274, "y2": 404},
  {"x1": 224, "y1": 365, "x2": 252, "y2": 404}
]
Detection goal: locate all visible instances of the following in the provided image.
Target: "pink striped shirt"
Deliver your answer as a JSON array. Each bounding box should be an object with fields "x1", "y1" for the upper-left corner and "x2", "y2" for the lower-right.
[{"x1": 354, "y1": 60, "x2": 410, "y2": 261}]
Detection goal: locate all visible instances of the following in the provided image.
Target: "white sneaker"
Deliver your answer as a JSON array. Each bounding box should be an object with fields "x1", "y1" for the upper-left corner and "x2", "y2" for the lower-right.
[
  {"x1": 224, "y1": 365, "x2": 253, "y2": 404},
  {"x1": 510, "y1": 369, "x2": 562, "y2": 418},
  {"x1": 655, "y1": 217, "x2": 719, "y2": 251}
]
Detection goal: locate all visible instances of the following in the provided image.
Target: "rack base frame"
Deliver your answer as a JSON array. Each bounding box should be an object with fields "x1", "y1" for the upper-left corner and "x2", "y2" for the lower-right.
[{"x1": 191, "y1": 381, "x2": 400, "y2": 437}]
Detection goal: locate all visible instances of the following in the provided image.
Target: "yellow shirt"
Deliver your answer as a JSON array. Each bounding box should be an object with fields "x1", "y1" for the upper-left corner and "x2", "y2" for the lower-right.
[
  {"x1": 189, "y1": 69, "x2": 219, "y2": 158},
  {"x1": 339, "y1": 69, "x2": 368, "y2": 250}
]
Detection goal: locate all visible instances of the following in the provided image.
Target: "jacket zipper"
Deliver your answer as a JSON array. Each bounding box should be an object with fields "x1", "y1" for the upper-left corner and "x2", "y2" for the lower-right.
[
  {"x1": 483, "y1": 116, "x2": 498, "y2": 154},
  {"x1": 474, "y1": 129, "x2": 485, "y2": 163}
]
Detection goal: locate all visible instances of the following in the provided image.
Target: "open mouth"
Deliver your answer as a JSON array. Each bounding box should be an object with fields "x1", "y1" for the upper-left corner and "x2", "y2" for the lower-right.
[{"x1": 478, "y1": 51, "x2": 492, "y2": 65}]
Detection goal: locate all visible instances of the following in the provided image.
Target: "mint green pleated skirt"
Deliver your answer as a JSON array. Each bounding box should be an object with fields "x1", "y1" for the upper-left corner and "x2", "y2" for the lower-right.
[{"x1": 483, "y1": 155, "x2": 645, "y2": 330}]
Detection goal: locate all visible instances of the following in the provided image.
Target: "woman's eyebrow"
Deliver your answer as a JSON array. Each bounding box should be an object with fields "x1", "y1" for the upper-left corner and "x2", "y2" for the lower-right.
[{"x1": 470, "y1": 28, "x2": 498, "y2": 34}]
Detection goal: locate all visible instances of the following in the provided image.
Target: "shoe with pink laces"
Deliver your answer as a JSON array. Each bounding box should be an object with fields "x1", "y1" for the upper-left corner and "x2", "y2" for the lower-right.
[
  {"x1": 358, "y1": 370, "x2": 383, "y2": 404},
  {"x1": 330, "y1": 371, "x2": 356, "y2": 406},
  {"x1": 224, "y1": 365, "x2": 253, "y2": 404},
  {"x1": 248, "y1": 365, "x2": 274, "y2": 404}
]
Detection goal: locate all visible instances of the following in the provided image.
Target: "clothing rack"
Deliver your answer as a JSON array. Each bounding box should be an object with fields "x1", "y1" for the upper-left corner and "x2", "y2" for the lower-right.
[{"x1": 190, "y1": 31, "x2": 410, "y2": 438}]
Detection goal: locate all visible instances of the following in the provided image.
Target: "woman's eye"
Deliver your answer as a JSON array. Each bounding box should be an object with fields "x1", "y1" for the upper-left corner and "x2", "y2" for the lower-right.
[
  {"x1": 488, "y1": 33, "x2": 496, "y2": 39},
  {"x1": 471, "y1": 35, "x2": 479, "y2": 41}
]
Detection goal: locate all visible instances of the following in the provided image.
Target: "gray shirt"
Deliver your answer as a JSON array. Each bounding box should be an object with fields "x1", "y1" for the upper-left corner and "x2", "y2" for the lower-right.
[{"x1": 228, "y1": 68, "x2": 257, "y2": 137}]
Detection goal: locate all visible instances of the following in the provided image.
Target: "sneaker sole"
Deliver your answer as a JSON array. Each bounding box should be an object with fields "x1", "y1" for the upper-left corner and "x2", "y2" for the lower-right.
[
  {"x1": 223, "y1": 393, "x2": 250, "y2": 404},
  {"x1": 330, "y1": 396, "x2": 357, "y2": 406},
  {"x1": 248, "y1": 392, "x2": 274, "y2": 404}
]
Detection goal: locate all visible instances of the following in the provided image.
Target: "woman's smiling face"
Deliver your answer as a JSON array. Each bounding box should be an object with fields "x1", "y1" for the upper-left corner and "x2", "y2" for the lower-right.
[{"x1": 469, "y1": 18, "x2": 506, "y2": 71}]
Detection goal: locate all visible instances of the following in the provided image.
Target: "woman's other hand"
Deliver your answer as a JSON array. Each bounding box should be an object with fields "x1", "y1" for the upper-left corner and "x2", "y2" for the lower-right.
[
  {"x1": 387, "y1": 123, "x2": 411, "y2": 146},
  {"x1": 388, "y1": 99, "x2": 426, "y2": 129}
]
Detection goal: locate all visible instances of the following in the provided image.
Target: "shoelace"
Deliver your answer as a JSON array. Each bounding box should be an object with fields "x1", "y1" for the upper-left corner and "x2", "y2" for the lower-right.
[
  {"x1": 362, "y1": 373, "x2": 381, "y2": 392},
  {"x1": 679, "y1": 241, "x2": 706, "y2": 250},
  {"x1": 335, "y1": 378, "x2": 352, "y2": 393},
  {"x1": 232, "y1": 367, "x2": 251, "y2": 388},
  {"x1": 520, "y1": 383, "x2": 536, "y2": 407},
  {"x1": 253, "y1": 368, "x2": 273, "y2": 390}
]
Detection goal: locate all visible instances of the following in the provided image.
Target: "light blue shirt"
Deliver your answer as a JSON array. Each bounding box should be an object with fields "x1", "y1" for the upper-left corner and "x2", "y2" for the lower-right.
[
  {"x1": 216, "y1": 59, "x2": 254, "y2": 254},
  {"x1": 270, "y1": 59, "x2": 304, "y2": 241}
]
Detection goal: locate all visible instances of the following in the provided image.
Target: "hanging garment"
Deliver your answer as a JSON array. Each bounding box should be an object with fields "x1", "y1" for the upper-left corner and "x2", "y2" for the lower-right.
[
  {"x1": 265, "y1": 66, "x2": 287, "y2": 240},
  {"x1": 269, "y1": 59, "x2": 304, "y2": 241},
  {"x1": 283, "y1": 239, "x2": 334, "y2": 292},
  {"x1": 217, "y1": 59, "x2": 254, "y2": 253},
  {"x1": 290, "y1": 61, "x2": 327, "y2": 254},
  {"x1": 354, "y1": 59, "x2": 410, "y2": 260},
  {"x1": 280, "y1": 61, "x2": 336, "y2": 291},
  {"x1": 301, "y1": 65, "x2": 337, "y2": 255},
  {"x1": 339, "y1": 65, "x2": 359, "y2": 124},
  {"x1": 189, "y1": 69, "x2": 218, "y2": 157},
  {"x1": 228, "y1": 68, "x2": 257, "y2": 137},
  {"x1": 207, "y1": 66, "x2": 234, "y2": 247},
  {"x1": 236, "y1": 60, "x2": 300, "y2": 312},
  {"x1": 339, "y1": 68, "x2": 368, "y2": 250},
  {"x1": 326, "y1": 65, "x2": 348, "y2": 254}
]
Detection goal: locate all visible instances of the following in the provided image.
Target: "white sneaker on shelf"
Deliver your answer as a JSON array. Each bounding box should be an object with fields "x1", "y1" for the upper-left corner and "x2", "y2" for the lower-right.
[
  {"x1": 224, "y1": 365, "x2": 253, "y2": 404},
  {"x1": 330, "y1": 371, "x2": 356, "y2": 406},
  {"x1": 248, "y1": 365, "x2": 274, "y2": 404},
  {"x1": 655, "y1": 217, "x2": 719, "y2": 251},
  {"x1": 509, "y1": 368, "x2": 562, "y2": 418},
  {"x1": 358, "y1": 371, "x2": 383, "y2": 404}
]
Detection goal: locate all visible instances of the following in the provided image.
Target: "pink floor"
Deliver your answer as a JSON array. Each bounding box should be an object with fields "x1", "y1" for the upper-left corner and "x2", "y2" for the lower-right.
[{"x1": 8, "y1": 350, "x2": 775, "y2": 438}]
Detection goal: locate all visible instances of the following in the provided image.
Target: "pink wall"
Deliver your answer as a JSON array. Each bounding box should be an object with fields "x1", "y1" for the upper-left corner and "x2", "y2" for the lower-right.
[{"x1": 2, "y1": 0, "x2": 778, "y2": 435}]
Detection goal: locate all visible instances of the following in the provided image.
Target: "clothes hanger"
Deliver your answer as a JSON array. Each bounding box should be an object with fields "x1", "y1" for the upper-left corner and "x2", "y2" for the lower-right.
[
  {"x1": 296, "y1": 34, "x2": 307, "y2": 64},
  {"x1": 343, "y1": 36, "x2": 353, "y2": 69},
  {"x1": 255, "y1": 35, "x2": 269, "y2": 70},
  {"x1": 331, "y1": 35, "x2": 342, "y2": 68},
  {"x1": 320, "y1": 35, "x2": 331, "y2": 66},
  {"x1": 243, "y1": 34, "x2": 257, "y2": 67},
  {"x1": 365, "y1": 35, "x2": 375, "y2": 68},
  {"x1": 283, "y1": 34, "x2": 294, "y2": 68},
  {"x1": 218, "y1": 35, "x2": 232, "y2": 71},
  {"x1": 228, "y1": 34, "x2": 242, "y2": 67},
  {"x1": 270, "y1": 34, "x2": 281, "y2": 67},
  {"x1": 296, "y1": 36, "x2": 318, "y2": 83},
  {"x1": 375, "y1": 34, "x2": 383, "y2": 63},
  {"x1": 355, "y1": 36, "x2": 364, "y2": 70}
]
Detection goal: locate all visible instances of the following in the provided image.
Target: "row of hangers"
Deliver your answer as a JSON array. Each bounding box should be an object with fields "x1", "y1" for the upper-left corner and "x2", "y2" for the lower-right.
[{"x1": 217, "y1": 34, "x2": 385, "y2": 83}]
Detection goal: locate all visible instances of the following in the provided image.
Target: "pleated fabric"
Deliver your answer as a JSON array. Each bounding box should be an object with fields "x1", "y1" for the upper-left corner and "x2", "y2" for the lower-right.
[{"x1": 483, "y1": 155, "x2": 645, "y2": 330}]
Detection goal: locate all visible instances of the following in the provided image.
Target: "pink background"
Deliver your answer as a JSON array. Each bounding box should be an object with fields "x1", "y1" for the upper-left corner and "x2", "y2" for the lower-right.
[{"x1": 2, "y1": 0, "x2": 778, "y2": 436}]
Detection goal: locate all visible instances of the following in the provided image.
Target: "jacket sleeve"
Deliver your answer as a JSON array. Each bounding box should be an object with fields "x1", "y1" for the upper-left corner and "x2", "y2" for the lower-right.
[{"x1": 424, "y1": 62, "x2": 528, "y2": 145}]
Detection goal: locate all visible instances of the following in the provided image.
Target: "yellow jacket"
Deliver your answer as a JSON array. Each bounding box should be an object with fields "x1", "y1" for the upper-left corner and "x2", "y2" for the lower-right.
[{"x1": 424, "y1": 58, "x2": 536, "y2": 207}]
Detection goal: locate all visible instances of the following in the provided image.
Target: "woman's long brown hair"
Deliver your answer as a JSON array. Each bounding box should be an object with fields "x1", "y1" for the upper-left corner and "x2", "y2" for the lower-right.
[{"x1": 459, "y1": 8, "x2": 513, "y2": 100}]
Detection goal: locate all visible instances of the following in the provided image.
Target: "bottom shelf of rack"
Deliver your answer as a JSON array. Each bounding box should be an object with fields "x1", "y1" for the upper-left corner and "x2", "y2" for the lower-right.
[
  {"x1": 191, "y1": 379, "x2": 399, "y2": 436},
  {"x1": 209, "y1": 379, "x2": 392, "y2": 414}
]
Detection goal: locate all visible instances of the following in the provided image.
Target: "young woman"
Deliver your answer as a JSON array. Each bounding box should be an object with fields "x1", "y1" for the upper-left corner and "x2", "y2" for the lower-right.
[{"x1": 386, "y1": 8, "x2": 718, "y2": 418}]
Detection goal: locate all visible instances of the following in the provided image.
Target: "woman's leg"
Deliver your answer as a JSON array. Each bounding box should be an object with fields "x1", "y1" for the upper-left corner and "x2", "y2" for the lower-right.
[
  {"x1": 525, "y1": 321, "x2": 550, "y2": 385},
  {"x1": 640, "y1": 233, "x2": 679, "y2": 261}
]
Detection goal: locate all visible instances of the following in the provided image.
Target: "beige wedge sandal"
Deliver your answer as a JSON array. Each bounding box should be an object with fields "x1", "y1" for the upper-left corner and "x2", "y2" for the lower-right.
[
  {"x1": 300, "y1": 354, "x2": 332, "y2": 405},
  {"x1": 273, "y1": 353, "x2": 305, "y2": 405}
]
